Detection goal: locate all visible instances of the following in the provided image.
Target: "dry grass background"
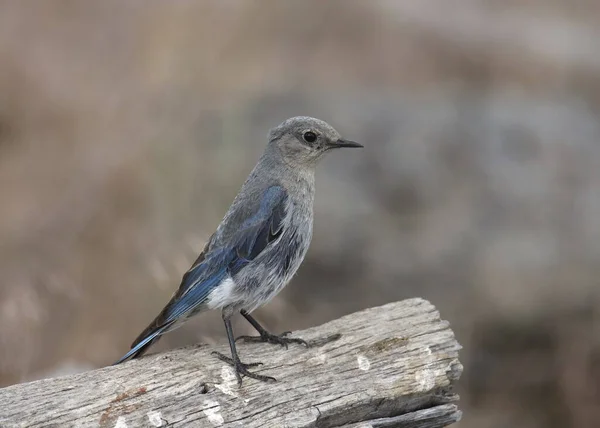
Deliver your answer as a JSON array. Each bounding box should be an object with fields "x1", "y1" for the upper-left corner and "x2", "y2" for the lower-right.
[{"x1": 1, "y1": 1, "x2": 599, "y2": 427}]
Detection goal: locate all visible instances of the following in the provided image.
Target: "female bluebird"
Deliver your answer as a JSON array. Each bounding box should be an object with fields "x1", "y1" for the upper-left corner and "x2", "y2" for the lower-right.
[{"x1": 114, "y1": 116, "x2": 362, "y2": 385}]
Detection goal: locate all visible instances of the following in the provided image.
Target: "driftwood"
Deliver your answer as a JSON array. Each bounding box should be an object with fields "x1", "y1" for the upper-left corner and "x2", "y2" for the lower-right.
[{"x1": 0, "y1": 298, "x2": 462, "y2": 428}]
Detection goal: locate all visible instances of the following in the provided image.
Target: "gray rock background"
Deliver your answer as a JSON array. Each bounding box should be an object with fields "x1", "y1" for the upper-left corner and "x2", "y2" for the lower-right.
[{"x1": 1, "y1": 1, "x2": 599, "y2": 427}]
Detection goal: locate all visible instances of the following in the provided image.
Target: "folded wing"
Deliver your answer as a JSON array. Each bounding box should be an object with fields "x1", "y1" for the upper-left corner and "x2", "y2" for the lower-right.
[{"x1": 113, "y1": 185, "x2": 288, "y2": 364}]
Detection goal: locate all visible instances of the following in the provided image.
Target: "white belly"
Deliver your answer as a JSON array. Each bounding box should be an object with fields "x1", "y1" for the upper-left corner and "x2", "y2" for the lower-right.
[{"x1": 205, "y1": 276, "x2": 237, "y2": 310}]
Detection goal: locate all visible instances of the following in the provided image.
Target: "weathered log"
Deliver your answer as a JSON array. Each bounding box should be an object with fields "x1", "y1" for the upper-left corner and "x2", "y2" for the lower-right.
[{"x1": 0, "y1": 298, "x2": 462, "y2": 428}]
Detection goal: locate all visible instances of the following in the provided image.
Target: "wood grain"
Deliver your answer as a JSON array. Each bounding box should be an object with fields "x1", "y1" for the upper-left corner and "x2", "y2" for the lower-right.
[{"x1": 0, "y1": 298, "x2": 462, "y2": 428}]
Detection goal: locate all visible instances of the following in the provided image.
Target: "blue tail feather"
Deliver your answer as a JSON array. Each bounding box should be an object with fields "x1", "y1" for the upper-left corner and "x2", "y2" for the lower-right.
[{"x1": 112, "y1": 324, "x2": 171, "y2": 365}]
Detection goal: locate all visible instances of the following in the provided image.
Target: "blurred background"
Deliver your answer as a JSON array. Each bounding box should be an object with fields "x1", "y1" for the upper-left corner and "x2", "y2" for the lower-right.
[{"x1": 1, "y1": 1, "x2": 599, "y2": 427}]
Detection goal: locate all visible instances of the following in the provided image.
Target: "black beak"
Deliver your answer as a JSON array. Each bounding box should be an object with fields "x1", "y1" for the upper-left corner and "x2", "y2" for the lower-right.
[{"x1": 334, "y1": 139, "x2": 363, "y2": 148}]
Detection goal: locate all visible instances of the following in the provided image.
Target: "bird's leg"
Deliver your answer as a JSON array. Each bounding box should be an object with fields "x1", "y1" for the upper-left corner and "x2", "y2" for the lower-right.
[
  {"x1": 236, "y1": 309, "x2": 309, "y2": 349},
  {"x1": 211, "y1": 312, "x2": 276, "y2": 385}
]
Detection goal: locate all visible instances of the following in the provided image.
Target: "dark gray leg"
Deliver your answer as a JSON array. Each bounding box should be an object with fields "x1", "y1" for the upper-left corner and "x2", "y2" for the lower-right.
[
  {"x1": 236, "y1": 309, "x2": 309, "y2": 349},
  {"x1": 211, "y1": 310, "x2": 276, "y2": 385}
]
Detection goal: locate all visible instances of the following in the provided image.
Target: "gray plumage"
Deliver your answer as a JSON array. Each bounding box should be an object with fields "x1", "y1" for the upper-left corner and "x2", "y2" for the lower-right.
[{"x1": 114, "y1": 116, "x2": 362, "y2": 384}]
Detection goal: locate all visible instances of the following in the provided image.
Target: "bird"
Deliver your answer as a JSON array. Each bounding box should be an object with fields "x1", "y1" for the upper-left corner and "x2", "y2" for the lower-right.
[{"x1": 113, "y1": 116, "x2": 362, "y2": 385}]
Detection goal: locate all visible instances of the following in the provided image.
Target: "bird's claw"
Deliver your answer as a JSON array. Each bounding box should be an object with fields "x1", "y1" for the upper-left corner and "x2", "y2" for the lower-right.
[
  {"x1": 211, "y1": 351, "x2": 275, "y2": 385},
  {"x1": 211, "y1": 351, "x2": 263, "y2": 368},
  {"x1": 235, "y1": 332, "x2": 310, "y2": 349}
]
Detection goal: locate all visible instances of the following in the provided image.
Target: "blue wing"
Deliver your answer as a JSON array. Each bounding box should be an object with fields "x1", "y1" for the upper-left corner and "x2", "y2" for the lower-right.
[{"x1": 113, "y1": 185, "x2": 288, "y2": 364}]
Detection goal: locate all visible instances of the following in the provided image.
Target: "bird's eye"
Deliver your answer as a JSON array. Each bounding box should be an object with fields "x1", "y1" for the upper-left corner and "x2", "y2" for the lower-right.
[{"x1": 303, "y1": 131, "x2": 317, "y2": 143}]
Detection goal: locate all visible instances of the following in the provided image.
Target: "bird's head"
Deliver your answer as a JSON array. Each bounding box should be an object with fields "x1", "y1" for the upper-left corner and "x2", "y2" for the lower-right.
[{"x1": 268, "y1": 116, "x2": 362, "y2": 167}]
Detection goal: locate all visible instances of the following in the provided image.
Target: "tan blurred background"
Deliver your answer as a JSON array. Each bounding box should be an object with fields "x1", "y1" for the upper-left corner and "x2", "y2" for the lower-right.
[{"x1": 1, "y1": 1, "x2": 599, "y2": 427}]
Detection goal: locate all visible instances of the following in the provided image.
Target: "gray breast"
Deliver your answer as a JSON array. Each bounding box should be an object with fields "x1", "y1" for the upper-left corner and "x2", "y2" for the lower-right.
[
  {"x1": 273, "y1": 198, "x2": 313, "y2": 280},
  {"x1": 233, "y1": 196, "x2": 313, "y2": 312}
]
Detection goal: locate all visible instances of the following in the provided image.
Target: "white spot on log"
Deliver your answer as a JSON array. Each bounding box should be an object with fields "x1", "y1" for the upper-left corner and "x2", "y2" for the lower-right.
[
  {"x1": 415, "y1": 367, "x2": 436, "y2": 391},
  {"x1": 214, "y1": 365, "x2": 238, "y2": 398},
  {"x1": 114, "y1": 416, "x2": 128, "y2": 428},
  {"x1": 203, "y1": 399, "x2": 224, "y2": 426},
  {"x1": 357, "y1": 355, "x2": 371, "y2": 371},
  {"x1": 147, "y1": 411, "x2": 163, "y2": 427},
  {"x1": 415, "y1": 346, "x2": 444, "y2": 391}
]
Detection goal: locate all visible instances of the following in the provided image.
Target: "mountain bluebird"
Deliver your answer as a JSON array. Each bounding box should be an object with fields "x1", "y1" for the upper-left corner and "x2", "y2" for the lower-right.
[{"x1": 114, "y1": 116, "x2": 362, "y2": 384}]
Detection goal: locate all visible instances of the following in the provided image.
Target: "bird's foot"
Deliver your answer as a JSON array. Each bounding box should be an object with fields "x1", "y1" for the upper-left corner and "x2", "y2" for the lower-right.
[
  {"x1": 211, "y1": 351, "x2": 276, "y2": 385},
  {"x1": 236, "y1": 331, "x2": 309, "y2": 349}
]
